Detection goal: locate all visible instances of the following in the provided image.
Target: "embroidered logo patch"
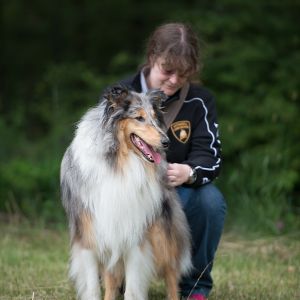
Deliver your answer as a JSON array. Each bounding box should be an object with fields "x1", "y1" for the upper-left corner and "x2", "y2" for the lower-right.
[{"x1": 170, "y1": 121, "x2": 191, "y2": 143}]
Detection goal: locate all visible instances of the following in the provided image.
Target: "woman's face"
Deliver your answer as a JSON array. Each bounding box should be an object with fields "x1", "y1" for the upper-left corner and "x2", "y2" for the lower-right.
[{"x1": 147, "y1": 57, "x2": 190, "y2": 96}]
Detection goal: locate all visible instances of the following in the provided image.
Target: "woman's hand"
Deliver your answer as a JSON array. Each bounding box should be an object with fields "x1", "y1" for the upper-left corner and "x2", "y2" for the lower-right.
[{"x1": 167, "y1": 163, "x2": 192, "y2": 187}]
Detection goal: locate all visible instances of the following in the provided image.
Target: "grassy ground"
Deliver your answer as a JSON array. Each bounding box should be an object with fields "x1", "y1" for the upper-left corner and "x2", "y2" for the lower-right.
[{"x1": 0, "y1": 221, "x2": 299, "y2": 300}]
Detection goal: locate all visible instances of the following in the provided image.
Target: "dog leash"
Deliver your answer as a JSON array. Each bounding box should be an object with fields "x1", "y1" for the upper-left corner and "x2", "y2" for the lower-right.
[{"x1": 163, "y1": 83, "x2": 190, "y2": 129}]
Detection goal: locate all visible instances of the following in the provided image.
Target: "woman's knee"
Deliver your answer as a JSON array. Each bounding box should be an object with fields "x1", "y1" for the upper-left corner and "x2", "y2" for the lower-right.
[{"x1": 194, "y1": 184, "x2": 227, "y2": 217}]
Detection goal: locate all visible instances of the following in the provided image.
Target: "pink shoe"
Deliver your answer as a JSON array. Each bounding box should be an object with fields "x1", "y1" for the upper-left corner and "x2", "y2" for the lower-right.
[{"x1": 189, "y1": 294, "x2": 207, "y2": 300}]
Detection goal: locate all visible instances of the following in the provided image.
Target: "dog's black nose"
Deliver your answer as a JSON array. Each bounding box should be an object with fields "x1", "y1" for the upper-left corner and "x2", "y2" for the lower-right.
[{"x1": 161, "y1": 136, "x2": 170, "y2": 149}]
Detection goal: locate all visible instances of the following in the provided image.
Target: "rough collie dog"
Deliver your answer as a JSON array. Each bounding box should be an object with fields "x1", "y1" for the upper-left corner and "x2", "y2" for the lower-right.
[{"x1": 60, "y1": 86, "x2": 191, "y2": 300}]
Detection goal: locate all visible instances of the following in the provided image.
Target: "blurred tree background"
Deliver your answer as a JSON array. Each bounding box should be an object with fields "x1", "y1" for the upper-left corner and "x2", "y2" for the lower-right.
[{"x1": 1, "y1": 0, "x2": 299, "y2": 233}]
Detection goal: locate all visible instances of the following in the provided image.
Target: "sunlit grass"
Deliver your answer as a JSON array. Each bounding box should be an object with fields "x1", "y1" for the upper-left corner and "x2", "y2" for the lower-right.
[{"x1": 0, "y1": 221, "x2": 299, "y2": 299}]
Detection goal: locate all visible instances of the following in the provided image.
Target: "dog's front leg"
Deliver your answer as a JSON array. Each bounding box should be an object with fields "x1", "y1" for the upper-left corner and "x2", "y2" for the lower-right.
[
  {"x1": 103, "y1": 261, "x2": 124, "y2": 300},
  {"x1": 164, "y1": 265, "x2": 180, "y2": 300},
  {"x1": 124, "y1": 242, "x2": 154, "y2": 300},
  {"x1": 69, "y1": 243, "x2": 101, "y2": 300}
]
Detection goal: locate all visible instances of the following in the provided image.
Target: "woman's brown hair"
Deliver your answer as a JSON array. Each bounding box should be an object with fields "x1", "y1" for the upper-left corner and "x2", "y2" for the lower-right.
[{"x1": 144, "y1": 22, "x2": 201, "y2": 79}]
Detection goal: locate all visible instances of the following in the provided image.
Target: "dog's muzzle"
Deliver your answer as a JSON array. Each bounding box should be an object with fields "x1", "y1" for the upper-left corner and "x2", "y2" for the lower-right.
[{"x1": 161, "y1": 136, "x2": 170, "y2": 149}]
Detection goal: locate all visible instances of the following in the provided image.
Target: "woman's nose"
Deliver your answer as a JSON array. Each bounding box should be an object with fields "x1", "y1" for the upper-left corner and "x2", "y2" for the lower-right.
[{"x1": 169, "y1": 73, "x2": 180, "y2": 84}]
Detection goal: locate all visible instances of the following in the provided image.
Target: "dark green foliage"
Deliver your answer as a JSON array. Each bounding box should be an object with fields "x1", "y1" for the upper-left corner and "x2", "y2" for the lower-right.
[
  {"x1": 0, "y1": 158, "x2": 63, "y2": 223},
  {"x1": 1, "y1": 62, "x2": 113, "y2": 223},
  {"x1": 195, "y1": 1, "x2": 300, "y2": 233},
  {"x1": 1, "y1": 0, "x2": 299, "y2": 233}
]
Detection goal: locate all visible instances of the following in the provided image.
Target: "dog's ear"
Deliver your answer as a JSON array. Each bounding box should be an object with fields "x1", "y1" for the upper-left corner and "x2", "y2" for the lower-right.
[
  {"x1": 103, "y1": 85, "x2": 129, "y2": 107},
  {"x1": 102, "y1": 85, "x2": 129, "y2": 124},
  {"x1": 147, "y1": 89, "x2": 167, "y2": 109}
]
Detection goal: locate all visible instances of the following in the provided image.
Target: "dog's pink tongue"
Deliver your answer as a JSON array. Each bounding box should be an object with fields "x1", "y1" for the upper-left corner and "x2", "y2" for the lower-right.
[
  {"x1": 143, "y1": 142, "x2": 161, "y2": 164},
  {"x1": 152, "y1": 150, "x2": 161, "y2": 164}
]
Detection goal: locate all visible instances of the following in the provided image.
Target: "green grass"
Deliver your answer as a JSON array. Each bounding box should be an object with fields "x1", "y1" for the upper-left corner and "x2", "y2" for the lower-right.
[{"x1": 0, "y1": 221, "x2": 299, "y2": 300}]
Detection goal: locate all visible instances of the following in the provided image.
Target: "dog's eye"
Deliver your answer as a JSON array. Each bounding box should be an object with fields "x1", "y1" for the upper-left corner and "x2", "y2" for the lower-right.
[{"x1": 135, "y1": 116, "x2": 145, "y2": 122}]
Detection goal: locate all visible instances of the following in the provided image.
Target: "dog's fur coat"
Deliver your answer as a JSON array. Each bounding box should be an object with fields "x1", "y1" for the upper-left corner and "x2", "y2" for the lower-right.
[{"x1": 60, "y1": 86, "x2": 191, "y2": 300}]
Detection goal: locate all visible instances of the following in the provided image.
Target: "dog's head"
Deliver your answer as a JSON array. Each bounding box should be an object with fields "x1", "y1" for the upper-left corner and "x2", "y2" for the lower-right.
[{"x1": 102, "y1": 85, "x2": 169, "y2": 164}]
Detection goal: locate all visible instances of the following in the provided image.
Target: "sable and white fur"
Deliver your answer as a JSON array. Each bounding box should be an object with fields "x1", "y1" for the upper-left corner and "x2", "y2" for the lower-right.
[{"x1": 60, "y1": 86, "x2": 191, "y2": 300}]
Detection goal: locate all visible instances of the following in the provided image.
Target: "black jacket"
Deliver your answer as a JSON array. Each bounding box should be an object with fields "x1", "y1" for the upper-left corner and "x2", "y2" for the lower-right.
[{"x1": 120, "y1": 72, "x2": 222, "y2": 187}]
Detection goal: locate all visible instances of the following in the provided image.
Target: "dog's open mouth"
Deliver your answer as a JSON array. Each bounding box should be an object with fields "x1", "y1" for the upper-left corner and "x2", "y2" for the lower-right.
[{"x1": 130, "y1": 134, "x2": 161, "y2": 164}]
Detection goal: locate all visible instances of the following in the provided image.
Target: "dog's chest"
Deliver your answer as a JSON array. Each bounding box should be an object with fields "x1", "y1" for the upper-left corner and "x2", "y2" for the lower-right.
[{"x1": 85, "y1": 156, "x2": 163, "y2": 252}]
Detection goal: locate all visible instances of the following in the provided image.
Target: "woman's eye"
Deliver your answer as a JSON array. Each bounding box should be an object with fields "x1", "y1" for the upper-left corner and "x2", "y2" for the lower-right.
[
  {"x1": 163, "y1": 69, "x2": 174, "y2": 75},
  {"x1": 135, "y1": 116, "x2": 145, "y2": 122}
]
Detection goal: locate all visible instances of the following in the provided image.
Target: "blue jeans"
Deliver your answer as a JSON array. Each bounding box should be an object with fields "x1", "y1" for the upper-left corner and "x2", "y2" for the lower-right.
[{"x1": 177, "y1": 183, "x2": 226, "y2": 297}]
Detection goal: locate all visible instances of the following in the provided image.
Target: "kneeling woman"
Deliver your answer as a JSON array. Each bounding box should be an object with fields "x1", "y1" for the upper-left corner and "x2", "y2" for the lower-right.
[{"x1": 121, "y1": 22, "x2": 227, "y2": 300}]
